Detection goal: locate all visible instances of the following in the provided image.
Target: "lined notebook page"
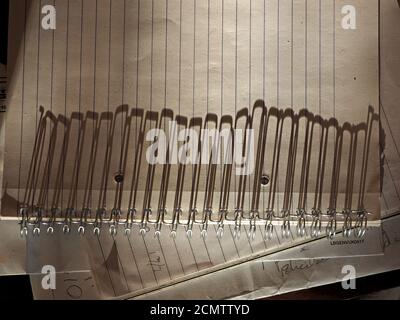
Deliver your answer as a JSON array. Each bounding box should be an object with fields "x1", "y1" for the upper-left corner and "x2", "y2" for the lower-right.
[
  {"x1": 3, "y1": 0, "x2": 380, "y2": 218},
  {"x1": 4, "y1": 0, "x2": 382, "y2": 299}
]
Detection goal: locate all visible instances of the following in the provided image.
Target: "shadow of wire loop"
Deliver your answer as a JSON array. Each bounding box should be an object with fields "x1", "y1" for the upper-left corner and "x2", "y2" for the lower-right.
[{"x1": 17, "y1": 103, "x2": 378, "y2": 240}]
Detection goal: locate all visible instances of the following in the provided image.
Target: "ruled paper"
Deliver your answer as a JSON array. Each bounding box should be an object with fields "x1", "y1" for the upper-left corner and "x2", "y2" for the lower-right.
[{"x1": 3, "y1": 0, "x2": 381, "y2": 218}]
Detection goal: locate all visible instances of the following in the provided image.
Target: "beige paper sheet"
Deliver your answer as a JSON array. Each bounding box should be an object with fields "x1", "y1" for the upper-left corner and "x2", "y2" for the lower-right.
[{"x1": 2, "y1": 0, "x2": 380, "y2": 221}]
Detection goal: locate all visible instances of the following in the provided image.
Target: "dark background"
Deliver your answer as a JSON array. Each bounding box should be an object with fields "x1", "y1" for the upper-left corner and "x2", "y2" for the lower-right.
[
  {"x1": 0, "y1": 0, "x2": 32, "y2": 300},
  {"x1": 0, "y1": 0, "x2": 8, "y2": 65}
]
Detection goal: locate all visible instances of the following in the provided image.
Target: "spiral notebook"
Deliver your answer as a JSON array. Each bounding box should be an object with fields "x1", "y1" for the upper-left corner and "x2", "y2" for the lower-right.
[{"x1": 1, "y1": 0, "x2": 382, "y2": 298}]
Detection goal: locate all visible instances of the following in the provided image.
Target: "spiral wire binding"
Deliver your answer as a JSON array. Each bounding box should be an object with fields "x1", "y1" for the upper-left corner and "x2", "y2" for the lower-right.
[{"x1": 17, "y1": 105, "x2": 376, "y2": 240}]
